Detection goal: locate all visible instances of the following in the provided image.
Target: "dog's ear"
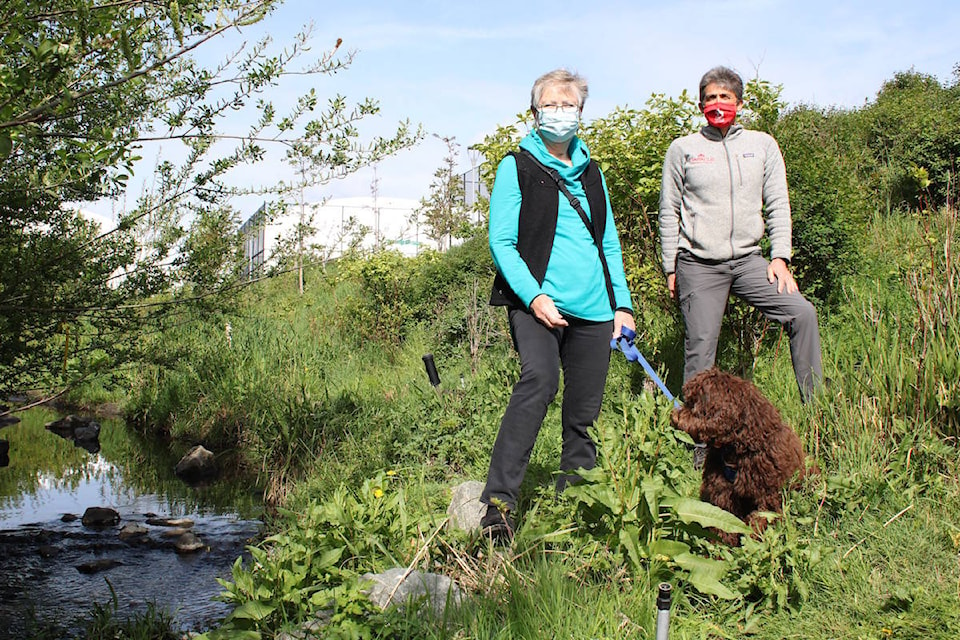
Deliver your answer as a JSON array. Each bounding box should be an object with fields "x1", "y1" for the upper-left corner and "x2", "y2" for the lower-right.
[
  {"x1": 684, "y1": 382, "x2": 732, "y2": 444},
  {"x1": 739, "y1": 380, "x2": 785, "y2": 438},
  {"x1": 699, "y1": 377, "x2": 747, "y2": 446}
]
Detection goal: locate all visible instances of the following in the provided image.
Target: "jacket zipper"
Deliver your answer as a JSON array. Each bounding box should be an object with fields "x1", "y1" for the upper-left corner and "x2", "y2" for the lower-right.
[{"x1": 722, "y1": 136, "x2": 735, "y2": 258}]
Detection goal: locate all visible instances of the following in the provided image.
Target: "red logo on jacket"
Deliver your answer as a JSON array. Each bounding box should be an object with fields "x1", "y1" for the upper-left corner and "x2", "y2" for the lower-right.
[{"x1": 688, "y1": 153, "x2": 714, "y2": 164}]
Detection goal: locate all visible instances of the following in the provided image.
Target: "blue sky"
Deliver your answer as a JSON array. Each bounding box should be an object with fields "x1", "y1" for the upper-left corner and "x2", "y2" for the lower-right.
[{"x1": 91, "y1": 0, "x2": 960, "y2": 221}]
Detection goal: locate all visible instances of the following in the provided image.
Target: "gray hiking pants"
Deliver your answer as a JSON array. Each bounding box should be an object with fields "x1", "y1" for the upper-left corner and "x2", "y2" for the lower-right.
[{"x1": 676, "y1": 251, "x2": 823, "y2": 400}]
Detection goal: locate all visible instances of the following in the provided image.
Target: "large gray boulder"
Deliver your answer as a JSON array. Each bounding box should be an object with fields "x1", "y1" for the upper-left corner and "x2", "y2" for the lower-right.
[
  {"x1": 446, "y1": 480, "x2": 486, "y2": 532},
  {"x1": 361, "y1": 568, "x2": 461, "y2": 618},
  {"x1": 81, "y1": 506, "x2": 120, "y2": 527},
  {"x1": 174, "y1": 445, "x2": 217, "y2": 482}
]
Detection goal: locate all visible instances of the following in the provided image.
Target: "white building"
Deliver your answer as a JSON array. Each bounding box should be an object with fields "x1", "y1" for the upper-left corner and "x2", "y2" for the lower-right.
[
  {"x1": 240, "y1": 164, "x2": 489, "y2": 277},
  {"x1": 460, "y1": 164, "x2": 489, "y2": 216},
  {"x1": 240, "y1": 196, "x2": 424, "y2": 276}
]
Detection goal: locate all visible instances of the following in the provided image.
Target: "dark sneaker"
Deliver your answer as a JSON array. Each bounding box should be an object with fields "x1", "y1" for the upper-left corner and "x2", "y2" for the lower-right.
[
  {"x1": 692, "y1": 443, "x2": 708, "y2": 470},
  {"x1": 480, "y1": 505, "x2": 514, "y2": 543}
]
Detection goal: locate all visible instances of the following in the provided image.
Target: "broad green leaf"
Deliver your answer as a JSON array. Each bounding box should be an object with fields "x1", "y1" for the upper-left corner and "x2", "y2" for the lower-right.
[
  {"x1": 674, "y1": 552, "x2": 738, "y2": 599},
  {"x1": 619, "y1": 525, "x2": 646, "y2": 569},
  {"x1": 316, "y1": 546, "x2": 345, "y2": 569},
  {"x1": 667, "y1": 497, "x2": 751, "y2": 534},
  {"x1": 673, "y1": 551, "x2": 728, "y2": 576},
  {"x1": 230, "y1": 600, "x2": 277, "y2": 621},
  {"x1": 571, "y1": 483, "x2": 620, "y2": 513},
  {"x1": 649, "y1": 539, "x2": 690, "y2": 559},
  {"x1": 687, "y1": 570, "x2": 740, "y2": 600},
  {"x1": 0, "y1": 132, "x2": 11, "y2": 159},
  {"x1": 641, "y1": 476, "x2": 663, "y2": 520}
]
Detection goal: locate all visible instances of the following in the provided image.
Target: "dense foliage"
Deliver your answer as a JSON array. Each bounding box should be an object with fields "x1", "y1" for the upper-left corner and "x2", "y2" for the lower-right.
[
  {"x1": 862, "y1": 69, "x2": 960, "y2": 211},
  {"x1": 0, "y1": 1, "x2": 417, "y2": 400}
]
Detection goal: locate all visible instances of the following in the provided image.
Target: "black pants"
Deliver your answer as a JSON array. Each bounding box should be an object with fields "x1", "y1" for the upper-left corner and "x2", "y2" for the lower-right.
[{"x1": 481, "y1": 307, "x2": 612, "y2": 511}]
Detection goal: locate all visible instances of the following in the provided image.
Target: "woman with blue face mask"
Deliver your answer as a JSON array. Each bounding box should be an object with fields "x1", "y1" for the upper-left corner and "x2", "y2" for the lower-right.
[{"x1": 481, "y1": 69, "x2": 636, "y2": 542}]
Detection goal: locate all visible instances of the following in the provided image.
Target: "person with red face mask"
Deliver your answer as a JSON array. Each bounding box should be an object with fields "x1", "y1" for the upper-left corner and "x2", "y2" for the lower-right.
[{"x1": 659, "y1": 66, "x2": 823, "y2": 413}]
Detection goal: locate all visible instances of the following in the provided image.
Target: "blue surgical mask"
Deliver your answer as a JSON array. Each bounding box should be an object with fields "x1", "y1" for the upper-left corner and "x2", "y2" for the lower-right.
[{"x1": 537, "y1": 109, "x2": 580, "y2": 144}]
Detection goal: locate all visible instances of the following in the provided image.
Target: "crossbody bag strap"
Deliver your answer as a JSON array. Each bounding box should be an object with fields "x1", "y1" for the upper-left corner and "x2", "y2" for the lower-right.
[{"x1": 517, "y1": 148, "x2": 616, "y2": 311}]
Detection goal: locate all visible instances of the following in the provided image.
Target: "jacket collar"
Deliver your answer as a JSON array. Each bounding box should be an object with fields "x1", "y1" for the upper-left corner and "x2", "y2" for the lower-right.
[
  {"x1": 520, "y1": 131, "x2": 591, "y2": 178},
  {"x1": 700, "y1": 123, "x2": 743, "y2": 142}
]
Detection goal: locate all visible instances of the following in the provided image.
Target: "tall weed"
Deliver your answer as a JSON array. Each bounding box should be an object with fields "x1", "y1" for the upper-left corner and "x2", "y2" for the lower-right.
[
  {"x1": 830, "y1": 207, "x2": 960, "y2": 437},
  {"x1": 910, "y1": 206, "x2": 960, "y2": 434}
]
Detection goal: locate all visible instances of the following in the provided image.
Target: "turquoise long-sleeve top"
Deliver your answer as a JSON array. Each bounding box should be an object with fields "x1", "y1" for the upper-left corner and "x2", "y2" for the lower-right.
[{"x1": 488, "y1": 131, "x2": 633, "y2": 321}]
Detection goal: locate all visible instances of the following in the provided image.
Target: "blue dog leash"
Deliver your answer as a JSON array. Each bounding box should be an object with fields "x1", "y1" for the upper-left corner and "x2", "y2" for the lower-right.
[{"x1": 610, "y1": 327, "x2": 680, "y2": 408}]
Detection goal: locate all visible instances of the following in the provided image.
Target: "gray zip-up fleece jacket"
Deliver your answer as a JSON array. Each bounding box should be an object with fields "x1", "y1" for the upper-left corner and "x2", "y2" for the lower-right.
[{"x1": 659, "y1": 124, "x2": 792, "y2": 274}]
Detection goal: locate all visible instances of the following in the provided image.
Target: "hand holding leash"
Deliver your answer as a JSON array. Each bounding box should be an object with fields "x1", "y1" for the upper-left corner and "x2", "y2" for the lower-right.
[{"x1": 610, "y1": 327, "x2": 679, "y2": 407}]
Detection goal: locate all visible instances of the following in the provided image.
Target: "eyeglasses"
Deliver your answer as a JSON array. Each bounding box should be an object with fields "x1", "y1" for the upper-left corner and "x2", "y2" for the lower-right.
[{"x1": 537, "y1": 103, "x2": 579, "y2": 114}]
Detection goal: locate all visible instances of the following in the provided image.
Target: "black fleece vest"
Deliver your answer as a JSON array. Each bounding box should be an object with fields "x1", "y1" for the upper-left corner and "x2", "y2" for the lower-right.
[{"x1": 489, "y1": 151, "x2": 608, "y2": 308}]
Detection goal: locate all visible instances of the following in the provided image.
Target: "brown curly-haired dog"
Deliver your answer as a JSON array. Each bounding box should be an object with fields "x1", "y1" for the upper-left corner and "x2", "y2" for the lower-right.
[{"x1": 671, "y1": 368, "x2": 814, "y2": 545}]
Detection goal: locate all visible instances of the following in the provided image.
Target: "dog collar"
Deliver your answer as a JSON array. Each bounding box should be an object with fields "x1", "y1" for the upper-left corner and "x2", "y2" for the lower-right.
[{"x1": 721, "y1": 444, "x2": 738, "y2": 482}]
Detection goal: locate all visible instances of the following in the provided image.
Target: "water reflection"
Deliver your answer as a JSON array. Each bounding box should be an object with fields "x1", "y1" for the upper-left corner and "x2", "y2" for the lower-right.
[{"x1": 0, "y1": 406, "x2": 264, "y2": 635}]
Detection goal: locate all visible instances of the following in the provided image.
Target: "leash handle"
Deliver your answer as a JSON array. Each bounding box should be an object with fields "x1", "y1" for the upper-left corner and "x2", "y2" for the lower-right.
[{"x1": 610, "y1": 327, "x2": 680, "y2": 407}]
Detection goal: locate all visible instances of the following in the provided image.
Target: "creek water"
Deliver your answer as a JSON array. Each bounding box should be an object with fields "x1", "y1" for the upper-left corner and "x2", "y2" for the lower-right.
[{"x1": 0, "y1": 406, "x2": 265, "y2": 637}]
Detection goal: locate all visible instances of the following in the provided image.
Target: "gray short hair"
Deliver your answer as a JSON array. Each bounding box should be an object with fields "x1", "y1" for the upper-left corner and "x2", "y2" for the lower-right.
[
  {"x1": 530, "y1": 69, "x2": 589, "y2": 111},
  {"x1": 698, "y1": 66, "x2": 744, "y2": 103}
]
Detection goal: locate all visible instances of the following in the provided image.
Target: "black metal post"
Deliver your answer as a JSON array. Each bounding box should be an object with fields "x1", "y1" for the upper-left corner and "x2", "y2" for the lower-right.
[{"x1": 422, "y1": 354, "x2": 441, "y2": 388}]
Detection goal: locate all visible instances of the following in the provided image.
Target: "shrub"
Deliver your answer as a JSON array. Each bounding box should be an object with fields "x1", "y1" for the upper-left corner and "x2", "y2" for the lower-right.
[
  {"x1": 337, "y1": 250, "x2": 427, "y2": 346},
  {"x1": 520, "y1": 390, "x2": 749, "y2": 599},
  {"x1": 201, "y1": 472, "x2": 434, "y2": 639},
  {"x1": 861, "y1": 70, "x2": 960, "y2": 211},
  {"x1": 772, "y1": 107, "x2": 871, "y2": 307}
]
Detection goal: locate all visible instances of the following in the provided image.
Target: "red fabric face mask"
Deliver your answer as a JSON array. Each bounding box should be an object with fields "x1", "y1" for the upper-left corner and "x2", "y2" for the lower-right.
[{"x1": 702, "y1": 101, "x2": 737, "y2": 128}]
